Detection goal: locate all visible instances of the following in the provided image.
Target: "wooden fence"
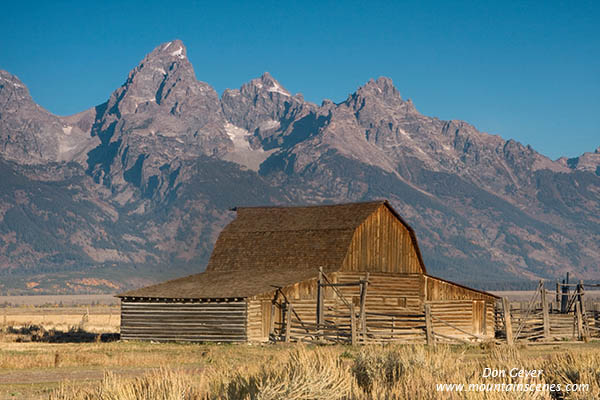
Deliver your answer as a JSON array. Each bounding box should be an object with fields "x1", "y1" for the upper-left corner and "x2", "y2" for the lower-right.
[
  {"x1": 278, "y1": 302, "x2": 484, "y2": 345},
  {"x1": 275, "y1": 277, "x2": 600, "y2": 345},
  {"x1": 273, "y1": 268, "x2": 495, "y2": 345},
  {"x1": 495, "y1": 280, "x2": 600, "y2": 344}
]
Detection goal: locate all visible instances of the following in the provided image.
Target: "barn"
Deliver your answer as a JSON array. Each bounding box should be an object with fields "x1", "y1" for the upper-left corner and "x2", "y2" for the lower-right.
[{"x1": 117, "y1": 201, "x2": 498, "y2": 344}]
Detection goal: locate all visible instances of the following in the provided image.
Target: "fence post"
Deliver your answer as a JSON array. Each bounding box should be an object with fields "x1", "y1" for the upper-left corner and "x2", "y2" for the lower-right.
[
  {"x1": 540, "y1": 281, "x2": 550, "y2": 340},
  {"x1": 269, "y1": 302, "x2": 276, "y2": 338},
  {"x1": 425, "y1": 303, "x2": 434, "y2": 345},
  {"x1": 561, "y1": 279, "x2": 569, "y2": 313},
  {"x1": 575, "y1": 302, "x2": 584, "y2": 341},
  {"x1": 359, "y1": 273, "x2": 369, "y2": 336},
  {"x1": 502, "y1": 297, "x2": 514, "y2": 345},
  {"x1": 350, "y1": 303, "x2": 357, "y2": 345},
  {"x1": 317, "y1": 267, "x2": 324, "y2": 328},
  {"x1": 285, "y1": 303, "x2": 292, "y2": 343},
  {"x1": 578, "y1": 281, "x2": 589, "y2": 343}
]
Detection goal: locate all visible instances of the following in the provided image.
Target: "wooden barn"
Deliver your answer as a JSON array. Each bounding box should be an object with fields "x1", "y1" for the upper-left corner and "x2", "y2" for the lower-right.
[{"x1": 117, "y1": 201, "x2": 498, "y2": 344}]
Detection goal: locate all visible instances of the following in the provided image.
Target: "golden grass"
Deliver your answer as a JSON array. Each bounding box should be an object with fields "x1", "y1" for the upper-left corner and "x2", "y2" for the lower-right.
[
  {"x1": 1, "y1": 306, "x2": 120, "y2": 333},
  {"x1": 1, "y1": 334, "x2": 600, "y2": 399},
  {"x1": 49, "y1": 368, "x2": 209, "y2": 400},
  {"x1": 38, "y1": 343, "x2": 600, "y2": 400}
]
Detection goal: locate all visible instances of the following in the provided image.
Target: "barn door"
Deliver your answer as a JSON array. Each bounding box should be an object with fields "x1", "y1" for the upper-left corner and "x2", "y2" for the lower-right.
[{"x1": 472, "y1": 300, "x2": 485, "y2": 336}]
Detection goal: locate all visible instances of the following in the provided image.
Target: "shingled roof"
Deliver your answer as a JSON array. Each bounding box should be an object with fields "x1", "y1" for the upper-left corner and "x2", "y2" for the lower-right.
[{"x1": 118, "y1": 201, "x2": 425, "y2": 299}]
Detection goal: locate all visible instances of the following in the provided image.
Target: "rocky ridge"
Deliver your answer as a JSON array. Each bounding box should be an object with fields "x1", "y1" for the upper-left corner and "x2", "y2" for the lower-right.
[{"x1": 0, "y1": 40, "x2": 598, "y2": 294}]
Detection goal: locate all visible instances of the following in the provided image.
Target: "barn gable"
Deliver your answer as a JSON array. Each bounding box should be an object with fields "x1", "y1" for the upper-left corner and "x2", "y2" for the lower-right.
[{"x1": 341, "y1": 203, "x2": 425, "y2": 274}]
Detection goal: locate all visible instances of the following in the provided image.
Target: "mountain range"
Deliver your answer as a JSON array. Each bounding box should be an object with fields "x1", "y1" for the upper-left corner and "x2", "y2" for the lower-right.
[{"x1": 1, "y1": 39, "x2": 599, "y2": 294}]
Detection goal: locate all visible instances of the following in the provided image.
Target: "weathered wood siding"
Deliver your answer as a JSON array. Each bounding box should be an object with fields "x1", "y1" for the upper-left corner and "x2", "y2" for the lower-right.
[
  {"x1": 342, "y1": 205, "x2": 422, "y2": 274},
  {"x1": 246, "y1": 272, "x2": 496, "y2": 342},
  {"x1": 247, "y1": 272, "x2": 427, "y2": 341},
  {"x1": 427, "y1": 300, "x2": 475, "y2": 337},
  {"x1": 248, "y1": 278, "x2": 340, "y2": 342},
  {"x1": 120, "y1": 299, "x2": 247, "y2": 342},
  {"x1": 334, "y1": 272, "x2": 424, "y2": 311},
  {"x1": 246, "y1": 299, "x2": 264, "y2": 342},
  {"x1": 485, "y1": 301, "x2": 495, "y2": 338},
  {"x1": 423, "y1": 275, "x2": 496, "y2": 338},
  {"x1": 426, "y1": 300, "x2": 494, "y2": 339},
  {"x1": 424, "y1": 275, "x2": 494, "y2": 302}
]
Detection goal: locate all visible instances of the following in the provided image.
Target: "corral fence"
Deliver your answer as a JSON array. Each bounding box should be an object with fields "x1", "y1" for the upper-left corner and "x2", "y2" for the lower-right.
[
  {"x1": 274, "y1": 268, "x2": 488, "y2": 345},
  {"x1": 495, "y1": 279, "x2": 600, "y2": 344}
]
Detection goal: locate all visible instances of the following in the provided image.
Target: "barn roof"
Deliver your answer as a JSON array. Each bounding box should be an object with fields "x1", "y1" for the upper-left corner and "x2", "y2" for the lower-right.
[{"x1": 118, "y1": 201, "x2": 426, "y2": 299}]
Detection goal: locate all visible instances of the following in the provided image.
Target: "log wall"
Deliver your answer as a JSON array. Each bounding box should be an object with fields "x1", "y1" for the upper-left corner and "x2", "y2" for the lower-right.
[
  {"x1": 426, "y1": 300, "x2": 490, "y2": 339},
  {"x1": 334, "y1": 272, "x2": 424, "y2": 310},
  {"x1": 425, "y1": 275, "x2": 495, "y2": 302},
  {"x1": 120, "y1": 299, "x2": 247, "y2": 342}
]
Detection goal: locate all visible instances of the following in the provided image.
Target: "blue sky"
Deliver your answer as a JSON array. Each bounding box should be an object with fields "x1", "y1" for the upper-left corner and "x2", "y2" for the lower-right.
[{"x1": 1, "y1": 0, "x2": 598, "y2": 159}]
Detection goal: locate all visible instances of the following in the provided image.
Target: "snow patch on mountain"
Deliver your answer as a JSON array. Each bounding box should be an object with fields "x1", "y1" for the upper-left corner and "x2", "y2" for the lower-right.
[
  {"x1": 260, "y1": 119, "x2": 280, "y2": 130},
  {"x1": 171, "y1": 47, "x2": 185, "y2": 59},
  {"x1": 222, "y1": 122, "x2": 276, "y2": 171},
  {"x1": 266, "y1": 81, "x2": 289, "y2": 96}
]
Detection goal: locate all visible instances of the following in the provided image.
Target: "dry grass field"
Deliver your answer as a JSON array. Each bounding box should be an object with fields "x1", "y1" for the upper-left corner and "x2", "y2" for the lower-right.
[
  {"x1": 1, "y1": 294, "x2": 600, "y2": 399},
  {"x1": 1, "y1": 307, "x2": 120, "y2": 334},
  {"x1": 0, "y1": 295, "x2": 118, "y2": 307},
  {"x1": 1, "y1": 340, "x2": 599, "y2": 399}
]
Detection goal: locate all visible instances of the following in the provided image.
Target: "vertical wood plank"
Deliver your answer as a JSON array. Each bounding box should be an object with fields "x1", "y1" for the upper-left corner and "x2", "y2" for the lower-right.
[
  {"x1": 578, "y1": 281, "x2": 588, "y2": 343},
  {"x1": 425, "y1": 303, "x2": 434, "y2": 345},
  {"x1": 350, "y1": 303, "x2": 357, "y2": 345},
  {"x1": 575, "y1": 302, "x2": 583, "y2": 341},
  {"x1": 482, "y1": 302, "x2": 487, "y2": 336},
  {"x1": 541, "y1": 281, "x2": 550, "y2": 340},
  {"x1": 359, "y1": 273, "x2": 369, "y2": 335},
  {"x1": 502, "y1": 297, "x2": 513, "y2": 345},
  {"x1": 317, "y1": 267, "x2": 324, "y2": 326},
  {"x1": 285, "y1": 303, "x2": 292, "y2": 343},
  {"x1": 269, "y1": 302, "x2": 276, "y2": 338}
]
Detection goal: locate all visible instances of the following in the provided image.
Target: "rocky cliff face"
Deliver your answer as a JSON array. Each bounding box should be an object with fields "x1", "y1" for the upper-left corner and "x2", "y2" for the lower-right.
[
  {"x1": 0, "y1": 40, "x2": 598, "y2": 294},
  {"x1": 0, "y1": 71, "x2": 98, "y2": 164},
  {"x1": 559, "y1": 147, "x2": 600, "y2": 175}
]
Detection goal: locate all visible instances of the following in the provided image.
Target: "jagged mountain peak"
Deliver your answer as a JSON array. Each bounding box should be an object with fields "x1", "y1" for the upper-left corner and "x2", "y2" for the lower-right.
[
  {"x1": 0, "y1": 70, "x2": 34, "y2": 109},
  {"x1": 559, "y1": 146, "x2": 600, "y2": 174},
  {"x1": 0, "y1": 70, "x2": 28, "y2": 89},
  {"x1": 356, "y1": 76, "x2": 402, "y2": 100},
  {"x1": 1, "y1": 39, "x2": 599, "y2": 293},
  {"x1": 240, "y1": 72, "x2": 291, "y2": 97},
  {"x1": 112, "y1": 39, "x2": 198, "y2": 111},
  {"x1": 96, "y1": 38, "x2": 220, "y2": 123},
  {"x1": 149, "y1": 39, "x2": 188, "y2": 60},
  {"x1": 132, "y1": 40, "x2": 190, "y2": 77},
  {"x1": 135, "y1": 39, "x2": 190, "y2": 74},
  {"x1": 345, "y1": 76, "x2": 416, "y2": 117},
  {"x1": 86, "y1": 39, "x2": 228, "y2": 189}
]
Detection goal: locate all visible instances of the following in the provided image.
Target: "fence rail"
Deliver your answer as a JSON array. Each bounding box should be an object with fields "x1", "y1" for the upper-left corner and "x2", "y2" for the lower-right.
[
  {"x1": 495, "y1": 280, "x2": 600, "y2": 344},
  {"x1": 278, "y1": 303, "x2": 489, "y2": 345}
]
